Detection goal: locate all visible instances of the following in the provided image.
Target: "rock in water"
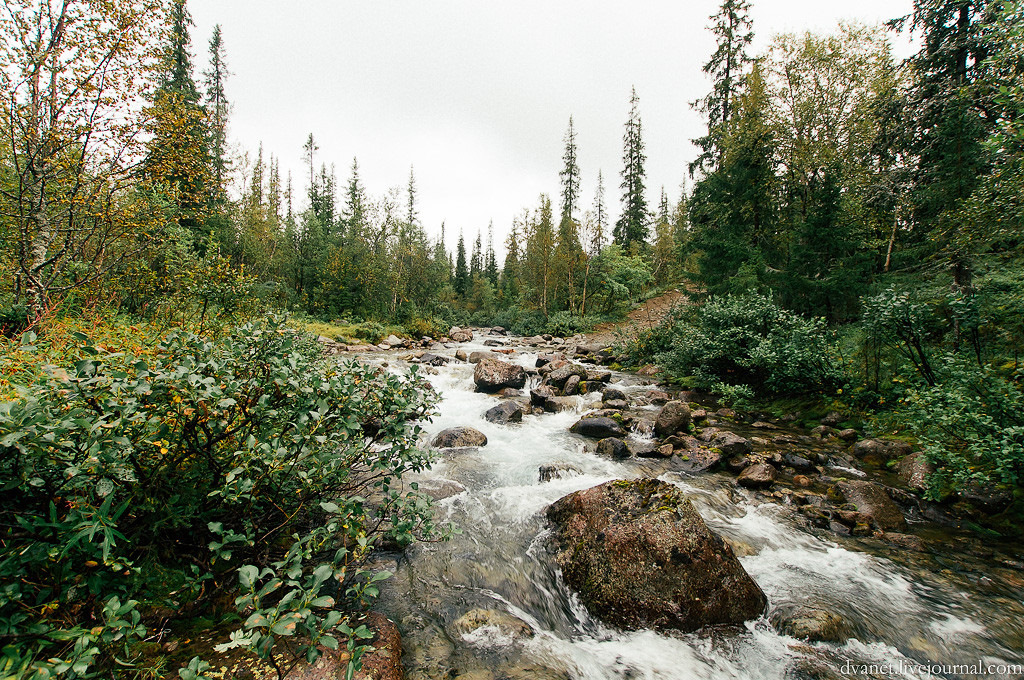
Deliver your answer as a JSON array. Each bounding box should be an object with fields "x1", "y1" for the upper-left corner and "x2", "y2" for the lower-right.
[
  {"x1": 569, "y1": 417, "x2": 626, "y2": 439},
  {"x1": 431, "y1": 427, "x2": 488, "y2": 448},
  {"x1": 737, "y1": 463, "x2": 776, "y2": 489},
  {"x1": 473, "y1": 357, "x2": 527, "y2": 393},
  {"x1": 546, "y1": 479, "x2": 767, "y2": 632},
  {"x1": 484, "y1": 401, "x2": 523, "y2": 424},
  {"x1": 539, "y1": 463, "x2": 583, "y2": 482},
  {"x1": 654, "y1": 400, "x2": 691, "y2": 437},
  {"x1": 834, "y1": 480, "x2": 906, "y2": 531},
  {"x1": 596, "y1": 437, "x2": 631, "y2": 459}
]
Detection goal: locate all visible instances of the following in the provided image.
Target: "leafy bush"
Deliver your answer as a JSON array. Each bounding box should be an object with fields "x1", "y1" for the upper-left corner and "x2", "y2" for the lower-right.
[
  {"x1": 405, "y1": 316, "x2": 447, "y2": 340},
  {"x1": 0, "y1": 317, "x2": 441, "y2": 678},
  {"x1": 901, "y1": 356, "x2": 1024, "y2": 496},
  {"x1": 352, "y1": 320, "x2": 387, "y2": 344},
  {"x1": 543, "y1": 311, "x2": 597, "y2": 338},
  {"x1": 656, "y1": 293, "x2": 841, "y2": 398}
]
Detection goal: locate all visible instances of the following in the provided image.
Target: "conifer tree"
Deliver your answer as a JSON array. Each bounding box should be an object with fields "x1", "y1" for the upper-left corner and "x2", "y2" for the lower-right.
[
  {"x1": 454, "y1": 231, "x2": 469, "y2": 296},
  {"x1": 559, "y1": 117, "x2": 581, "y2": 222},
  {"x1": 485, "y1": 222, "x2": 499, "y2": 285},
  {"x1": 614, "y1": 88, "x2": 649, "y2": 250},
  {"x1": 203, "y1": 24, "x2": 230, "y2": 204}
]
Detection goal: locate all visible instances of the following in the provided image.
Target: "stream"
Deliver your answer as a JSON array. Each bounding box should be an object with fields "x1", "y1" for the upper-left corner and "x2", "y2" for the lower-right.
[{"x1": 358, "y1": 335, "x2": 1024, "y2": 680}]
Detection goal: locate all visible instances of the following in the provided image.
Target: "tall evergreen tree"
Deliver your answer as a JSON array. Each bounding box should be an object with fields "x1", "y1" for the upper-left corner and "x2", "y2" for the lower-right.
[
  {"x1": 470, "y1": 231, "x2": 483, "y2": 278},
  {"x1": 203, "y1": 24, "x2": 230, "y2": 203},
  {"x1": 592, "y1": 170, "x2": 607, "y2": 255},
  {"x1": 614, "y1": 88, "x2": 649, "y2": 250},
  {"x1": 454, "y1": 231, "x2": 469, "y2": 296},
  {"x1": 692, "y1": 0, "x2": 755, "y2": 173},
  {"x1": 343, "y1": 158, "x2": 367, "y2": 239},
  {"x1": 559, "y1": 116, "x2": 581, "y2": 222},
  {"x1": 485, "y1": 222, "x2": 499, "y2": 285}
]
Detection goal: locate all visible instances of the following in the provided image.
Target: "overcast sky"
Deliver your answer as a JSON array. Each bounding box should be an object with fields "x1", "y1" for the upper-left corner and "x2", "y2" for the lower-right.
[{"x1": 188, "y1": 0, "x2": 916, "y2": 249}]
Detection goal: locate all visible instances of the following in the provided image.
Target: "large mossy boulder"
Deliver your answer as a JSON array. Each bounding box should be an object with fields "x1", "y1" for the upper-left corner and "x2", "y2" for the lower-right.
[
  {"x1": 545, "y1": 479, "x2": 767, "y2": 632},
  {"x1": 473, "y1": 357, "x2": 527, "y2": 393},
  {"x1": 654, "y1": 400, "x2": 691, "y2": 437}
]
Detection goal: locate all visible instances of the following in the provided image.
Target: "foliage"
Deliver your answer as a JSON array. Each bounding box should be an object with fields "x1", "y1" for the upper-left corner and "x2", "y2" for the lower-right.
[
  {"x1": 656, "y1": 293, "x2": 841, "y2": 397},
  {"x1": 901, "y1": 357, "x2": 1024, "y2": 496},
  {"x1": 0, "y1": 317, "x2": 442, "y2": 678}
]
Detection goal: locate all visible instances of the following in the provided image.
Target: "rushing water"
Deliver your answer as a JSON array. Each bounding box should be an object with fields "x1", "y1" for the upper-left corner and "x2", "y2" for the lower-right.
[{"x1": 361, "y1": 337, "x2": 1024, "y2": 680}]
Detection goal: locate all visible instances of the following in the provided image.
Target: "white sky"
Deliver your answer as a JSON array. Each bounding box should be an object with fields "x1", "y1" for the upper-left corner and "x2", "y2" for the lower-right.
[{"x1": 188, "y1": 0, "x2": 916, "y2": 249}]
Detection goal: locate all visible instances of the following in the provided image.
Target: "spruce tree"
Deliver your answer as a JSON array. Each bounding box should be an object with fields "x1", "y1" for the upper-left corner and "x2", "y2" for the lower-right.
[
  {"x1": 614, "y1": 87, "x2": 649, "y2": 250},
  {"x1": 559, "y1": 117, "x2": 581, "y2": 222},
  {"x1": 203, "y1": 24, "x2": 230, "y2": 203},
  {"x1": 454, "y1": 232, "x2": 469, "y2": 296}
]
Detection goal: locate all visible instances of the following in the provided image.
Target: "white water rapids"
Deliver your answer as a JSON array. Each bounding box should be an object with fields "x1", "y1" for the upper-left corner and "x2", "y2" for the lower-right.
[{"x1": 360, "y1": 337, "x2": 1024, "y2": 680}]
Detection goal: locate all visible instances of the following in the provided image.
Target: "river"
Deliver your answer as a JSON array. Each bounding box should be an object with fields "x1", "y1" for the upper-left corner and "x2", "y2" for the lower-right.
[{"x1": 360, "y1": 335, "x2": 1024, "y2": 680}]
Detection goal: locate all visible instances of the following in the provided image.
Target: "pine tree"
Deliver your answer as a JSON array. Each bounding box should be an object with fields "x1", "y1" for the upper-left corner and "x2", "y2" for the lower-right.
[
  {"x1": 614, "y1": 88, "x2": 649, "y2": 250},
  {"x1": 559, "y1": 116, "x2": 581, "y2": 222},
  {"x1": 485, "y1": 222, "x2": 499, "y2": 285},
  {"x1": 454, "y1": 231, "x2": 469, "y2": 296},
  {"x1": 592, "y1": 170, "x2": 607, "y2": 255},
  {"x1": 692, "y1": 0, "x2": 754, "y2": 173},
  {"x1": 406, "y1": 166, "x2": 418, "y2": 227},
  {"x1": 651, "y1": 187, "x2": 677, "y2": 284},
  {"x1": 203, "y1": 24, "x2": 230, "y2": 203},
  {"x1": 343, "y1": 158, "x2": 367, "y2": 239}
]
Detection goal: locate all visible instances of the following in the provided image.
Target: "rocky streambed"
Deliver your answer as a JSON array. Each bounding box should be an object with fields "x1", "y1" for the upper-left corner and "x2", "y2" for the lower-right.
[{"x1": 338, "y1": 328, "x2": 1024, "y2": 680}]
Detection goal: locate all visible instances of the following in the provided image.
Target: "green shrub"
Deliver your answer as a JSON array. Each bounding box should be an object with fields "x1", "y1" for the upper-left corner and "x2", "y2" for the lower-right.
[
  {"x1": 901, "y1": 356, "x2": 1024, "y2": 496},
  {"x1": 0, "y1": 317, "x2": 441, "y2": 678},
  {"x1": 405, "y1": 316, "x2": 447, "y2": 340},
  {"x1": 543, "y1": 311, "x2": 597, "y2": 338},
  {"x1": 352, "y1": 320, "x2": 387, "y2": 344},
  {"x1": 656, "y1": 293, "x2": 841, "y2": 398}
]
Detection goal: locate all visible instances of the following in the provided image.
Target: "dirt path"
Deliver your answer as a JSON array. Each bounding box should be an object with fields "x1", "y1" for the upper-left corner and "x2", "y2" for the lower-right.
[{"x1": 584, "y1": 287, "x2": 689, "y2": 347}]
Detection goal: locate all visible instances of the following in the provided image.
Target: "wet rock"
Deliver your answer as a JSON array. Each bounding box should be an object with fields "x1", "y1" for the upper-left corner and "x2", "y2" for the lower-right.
[
  {"x1": 737, "y1": 463, "x2": 776, "y2": 489},
  {"x1": 484, "y1": 401, "x2": 524, "y2": 424},
  {"x1": 539, "y1": 463, "x2": 583, "y2": 482},
  {"x1": 601, "y1": 399, "x2": 629, "y2": 410},
  {"x1": 417, "y1": 479, "x2": 468, "y2": 501},
  {"x1": 961, "y1": 484, "x2": 1015, "y2": 514},
  {"x1": 451, "y1": 608, "x2": 533, "y2": 642},
  {"x1": 810, "y1": 425, "x2": 835, "y2": 439},
  {"x1": 473, "y1": 357, "x2": 527, "y2": 393},
  {"x1": 711, "y1": 431, "x2": 752, "y2": 457},
  {"x1": 546, "y1": 363, "x2": 588, "y2": 389},
  {"x1": 498, "y1": 387, "x2": 522, "y2": 398},
  {"x1": 432, "y1": 427, "x2": 488, "y2": 449},
  {"x1": 663, "y1": 435, "x2": 694, "y2": 450},
  {"x1": 897, "y1": 452, "x2": 933, "y2": 493},
  {"x1": 597, "y1": 437, "x2": 631, "y2": 459},
  {"x1": 544, "y1": 396, "x2": 577, "y2": 413},
  {"x1": 418, "y1": 352, "x2": 449, "y2": 366},
  {"x1": 654, "y1": 401, "x2": 692, "y2": 437},
  {"x1": 546, "y1": 479, "x2": 767, "y2": 632},
  {"x1": 782, "y1": 453, "x2": 817, "y2": 472},
  {"x1": 691, "y1": 409, "x2": 708, "y2": 422},
  {"x1": 648, "y1": 390, "x2": 671, "y2": 404},
  {"x1": 455, "y1": 349, "x2": 468, "y2": 362},
  {"x1": 774, "y1": 606, "x2": 850, "y2": 643},
  {"x1": 676, "y1": 448, "x2": 723, "y2": 472},
  {"x1": 530, "y1": 385, "x2": 556, "y2": 406},
  {"x1": 838, "y1": 428, "x2": 858, "y2": 442},
  {"x1": 535, "y1": 353, "x2": 563, "y2": 368},
  {"x1": 468, "y1": 351, "x2": 496, "y2": 363},
  {"x1": 833, "y1": 480, "x2": 906, "y2": 531},
  {"x1": 570, "y1": 417, "x2": 626, "y2": 439},
  {"x1": 563, "y1": 374, "x2": 581, "y2": 396},
  {"x1": 852, "y1": 438, "x2": 913, "y2": 465},
  {"x1": 716, "y1": 408, "x2": 736, "y2": 419},
  {"x1": 586, "y1": 369, "x2": 612, "y2": 383},
  {"x1": 602, "y1": 386, "x2": 627, "y2": 402},
  {"x1": 482, "y1": 338, "x2": 506, "y2": 347},
  {"x1": 751, "y1": 421, "x2": 779, "y2": 430},
  {"x1": 384, "y1": 334, "x2": 404, "y2": 347},
  {"x1": 886, "y1": 532, "x2": 927, "y2": 552},
  {"x1": 793, "y1": 475, "x2": 812, "y2": 488},
  {"x1": 450, "y1": 328, "x2": 473, "y2": 343},
  {"x1": 726, "y1": 455, "x2": 750, "y2": 474}
]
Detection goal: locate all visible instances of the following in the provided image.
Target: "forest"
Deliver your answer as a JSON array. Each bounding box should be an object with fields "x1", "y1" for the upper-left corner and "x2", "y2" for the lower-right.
[{"x1": 1, "y1": 0, "x2": 1023, "y2": 677}]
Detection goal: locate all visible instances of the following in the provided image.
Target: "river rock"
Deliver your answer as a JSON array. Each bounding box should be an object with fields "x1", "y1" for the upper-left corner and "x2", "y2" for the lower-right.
[
  {"x1": 774, "y1": 606, "x2": 850, "y2": 643},
  {"x1": 432, "y1": 427, "x2": 488, "y2": 449},
  {"x1": 570, "y1": 417, "x2": 626, "y2": 439},
  {"x1": 484, "y1": 401, "x2": 523, "y2": 424},
  {"x1": 782, "y1": 453, "x2": 817, "y2": 472},
  {"x1": 711, "y1": 431, "x2": 752, "y2": 457},
  {"x1": 602, "y1": 386, "x2": 627, "y2": 402},
  {"x1": 417, "y1": 479, "x2": 468, "y2": 501},
  {"x1": 498, "y1": 387, "x2": 522, "y2": 398},
  {"x1": 596, "y1": 437, "x2": 631, "y2": 459},
  {"x1": 654, "y1": 401, "x2": 691, "y2": 437},
  {"x1": 852, "y1": 438, "x2": 913, "y2": 465},
  {"x1": 530, "y1": 385, "x2": 555, "y2": 406},
  {"x1": 601, "y1": 399, "x2": 629, "y2": 410},
  {"x1": 539, "y1": 463, "x2": 583, "y2": 482},
  {"x1": 676, "y1": 448, "x2": 724, "y2": 472},
  {"x1": 455, "y1": 349, "x2": 468, "y2": 362},
  {"x1": 546, "y1": 363, "x2": 588, "y2": 389},
  {"x1": 544, "y1": 396, "x2": 577, "y2": 413},
  {"x1": 820, "y1": 411, "x2": 844, "y2": 427},
  {"x1": 586, "y1": 369, "x2": 613, "y2": 383},
  {"x1": 546, "y1": 479, "x2": 767, "y2": 632},
  {"x1": 450, "y1": 328, "x2": 473, "y2": 343},
  {"x1": 563, "y1": 374, "x2": 582, "y2": 396},
  {"x1": 897, "y1": 452, "x2": 933, "y2": 493},
  {"x1": 474, "y1": 357, "x2": 527, "y2": 393},
  {"x1": 483, "y1": 338, "x2": 506, "y2": 347},
  {"x1": 737, "y1": 463, "x2": 776, "y2": 489},
  {"x1": 838, "y1": 428, "x2": 859, "y2": 442},
  {"x1": 834, "y1": 480, "x2": 906, "y2": 531},
  {"x1": 451, "y1": 608, "x2": 533, "y2": 642},
  {"x1": 468, "y1": 351, "x2": 496, "y2": 363}
]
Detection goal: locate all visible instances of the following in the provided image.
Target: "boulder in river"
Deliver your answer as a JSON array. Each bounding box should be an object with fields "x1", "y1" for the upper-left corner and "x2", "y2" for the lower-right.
[
  {"x1": 432, "y1": 427, "x2": 488, "y2": 449},
  {"x1": 539, "y1": 463, "x2": 583, "y2": 483},
  {"x1": 546, "y1": 479, "x2": 767, "y2": 632},
  {"x1": 711, "y1": 431, "x2": 752, "y2": 457},
  {"x1": 833, "y1": 480, "x2": 906, "y2": 531},
  {"x1": 546, "y1": 362, "x2": 588, "y2": 389},
  {"x1": 737, "y1": 462, "x2": 776, "y2": 489},
  {"x1": 569, "y1": 417, "x2": 626, "y2": 439},
  {"x1": 773, "y1": 606, "x2": 851, "y2": 643},
  {"x1": 484, "y1": 401, "x2": 523, "y2": 424},
  {"x1": 451, "y1": 608, "x2": 533, "y2": 642},
  {"x1": 474, "y1": 357, "x2": 527, "y2": 393},
  {"x1": 852, "y1": 438, "x2": 913, "y2": 465},
  {"x1": 596, "y1": 437, "x2": 631, "y2": 459},
  {"x1": 654, "y1": 400, "x2": 691, "y2": 437},
  {"x1": 450, "y1": 327, "x2": 474, "y2": 343},
  {"x1": 544, "y1": 396, "x2": 577, "y2": 413}
]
